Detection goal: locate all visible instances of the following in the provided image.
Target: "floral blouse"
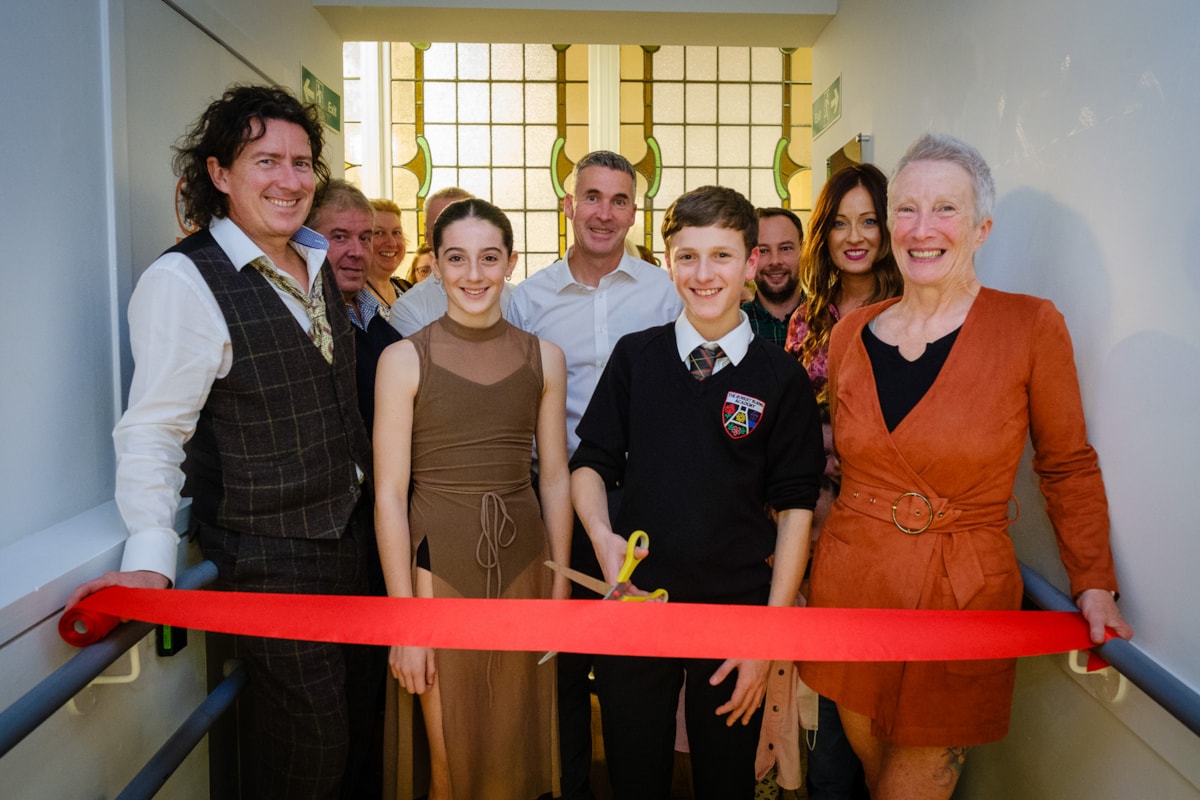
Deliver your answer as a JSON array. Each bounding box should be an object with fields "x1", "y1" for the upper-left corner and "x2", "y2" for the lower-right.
[{"x1": 783, "y1": 302, "x2": 841, "y2": 403}]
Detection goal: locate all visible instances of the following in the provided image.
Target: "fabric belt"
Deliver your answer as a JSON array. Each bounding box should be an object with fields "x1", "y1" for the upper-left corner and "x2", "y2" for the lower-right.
[
  {"x1": 835, "y1": 478, "x2": 1014, "y2": 608},
  {"x1": 836, "y1": 478, "x2": 1010, "y2": 535}
]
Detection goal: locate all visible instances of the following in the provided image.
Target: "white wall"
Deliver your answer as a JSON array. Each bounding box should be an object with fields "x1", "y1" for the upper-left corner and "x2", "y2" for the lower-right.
[
  {"x1": 0, "y1": 1, "x2": 345, "y2": 797},
  {"x1": 812, "y1": 1, "x2": 1200, "y2": 796}
]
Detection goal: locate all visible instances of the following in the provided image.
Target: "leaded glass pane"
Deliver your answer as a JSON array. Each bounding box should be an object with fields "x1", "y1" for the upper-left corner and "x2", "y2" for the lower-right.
[
  {"x1": 525, "y1": 83, "x2": 557, "y2": 122},
  {"x1": 564, "y1": 127, "x2": 589, "y2": 162},
  {"x1": 458, "y1": 82, "x2": 490, "y2": 123},
  {"x1": 425, "y1": 124, "x2": 457, "y2": 166},
  {"x1": 525, "y1": 125, "x2": 557, "y2": 167},
  {"x1": 526, "y1": 168, "x2": 560, "y2": 208},
  {"x1": 493, "y1": 168, "x2": 526, "y2": 208},
  {"x1": 687, "y1": 46, "x2": 717, "y2": 81},
  {"x1": 787, "y1": 169, "x2": 812, "y2": 209},
  {"x1": 524, "y1": 45, "x2": 556, "y2": 80},
  {"x1": 685, "y1": 83, "x2": 717, "y2": 125},
  {"x1": 492, "y1": 126, "x2": 525, "y2": 167},
  {"x1": 424, "y1": 43, "x2": 457, "y2": 80},
  {"x1": 458, "y1": 124, "x2": 491, "y2": 166},
  {"x1": 430, "y1": 167, "x2": 460, "y2": 195},
  {"x1": 620, "y1": 125, "x2": 646, "y2": 163},
  {"x1": 565, "y1": 45, "x2": 588, "y2": 81},
  {"x1": 458, "y1": 43, "x2": 489, "y2": 79},
  {"x1": 751, "y1": 168, "x2": 780, "y2": 206},
  {"x1": 566, "y1": 83, "x2": 588, "y2": 125},
  {"x1": 718, "y1": 84, "x2": 749, "y2": 124},
  {"x1": 458, "y1": 167, "x2": 491, "y2": 199},
  {"x1": 620, "y1": 82, "x2": 643, "y2": 124},
  {"x1": 391, "y1": 81, "x2": 415, "y2": 124},
  {"x1": 391, "y1": 169, "x2": 420, "y2": 207},
  {"x1": 655, "y1": 125, "x2": 684, "y2": 166},
  {"x1": 524, "y1": 212, "x2": 559, "y2": 255},
  {"x1": 789, "y1": 49, "x2": 813, "y2": 81},
  {"x1": 751, "y1": 125, "x2": 780, "y2": 167},
  {"x1": 787, "y1": 134, "x2": 812, "y2": 171},
  {"x1": 685, "y1": 167, "x2": 717, "y2": 191},
  {"x1": 620, "y1": 45, "x2": 643, "y2": 80},
  {"x1": 718, "y1": 125, "x2": 749, "y2": 164},
  {"x1": 511, "y1": 212, "x2": 529, "y2": 253},
  {"x1": 391, "y1": 123, "x2": 417, "y2": 165},
  {"x1": 750, "y1": 84, "x2": 781, "y2": 126},
  {"x1": 425, "y1": 82, "x2": 457, "y2": 123},
  {"x1": 751, "y1": 47, "x2": 781, "y2": 82},
  {"x1": 791, "y1": 84, "x2": 814, "y2": 125},
  {"x1": 391, "y1": 43, "x2": 414, "y2": 80},
  {"x1": 493, "y1": 83, "x2": 525, "y2": 124},
  {"x1": 491, "y1": 44, "x2": 524, "y2": 81},
  {"x1": 657, "y1": 46, "x2": 684, "y2": 80},
  {"x1": 685, "y1": 126, "x2": 717, "y2": 166},
  {"x1": 656, "y1": 83, "x2": 684, "y2": 124},
  {"x1": 717, "y1": 169, "x2": 751, "y2": 199},
  {"x1": 719, "y1": 47, "x2": 750, "y2": 82}
]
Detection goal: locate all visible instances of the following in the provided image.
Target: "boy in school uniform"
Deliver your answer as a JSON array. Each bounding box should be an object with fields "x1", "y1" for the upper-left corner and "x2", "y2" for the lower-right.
[{"x1": 570, "y1": 185, "x2": 825, "y2": 799}]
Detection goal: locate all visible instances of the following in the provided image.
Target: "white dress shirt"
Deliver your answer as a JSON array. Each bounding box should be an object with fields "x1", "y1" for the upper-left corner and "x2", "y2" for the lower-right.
[
  {"x1": 388, "y1": 275, "x2": 515, "y2": 337},
  {"x1": 673, "y1": 310, "x2": 754, "y2": 377},
  {"x1": 114, "y1": 217, "x2": 330, "y2": 583},
  {"x1": 507, "y1": 253, "x2": 683, "y2": 456}
]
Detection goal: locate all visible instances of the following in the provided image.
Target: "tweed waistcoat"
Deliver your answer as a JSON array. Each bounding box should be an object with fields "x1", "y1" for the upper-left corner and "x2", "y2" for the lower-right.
[{"x1": 172, "y1": 228, "x2": 371, "y2": 540}]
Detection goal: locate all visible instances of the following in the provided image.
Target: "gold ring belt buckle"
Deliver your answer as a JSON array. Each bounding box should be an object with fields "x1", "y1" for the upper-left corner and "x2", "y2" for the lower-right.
[{"x1": 891, "y1": 491, "x2": 934, "y2": 535}]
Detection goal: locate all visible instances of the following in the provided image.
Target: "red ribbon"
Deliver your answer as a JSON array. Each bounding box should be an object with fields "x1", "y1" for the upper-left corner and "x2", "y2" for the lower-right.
[{"x1": 61, "y1": 587, "x2": 1109, "y2": 661}]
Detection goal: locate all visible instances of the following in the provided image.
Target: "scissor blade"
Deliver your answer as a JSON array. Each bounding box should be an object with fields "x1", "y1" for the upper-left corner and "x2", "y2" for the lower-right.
[{"x1": 543, "y1": 560, "x2": 615, "y2": 597}]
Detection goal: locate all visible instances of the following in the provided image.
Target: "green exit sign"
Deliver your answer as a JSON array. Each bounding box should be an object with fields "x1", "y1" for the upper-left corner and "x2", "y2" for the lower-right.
[
  {"x1": 302, "y1": 67, "x2": 341, "y2": 132},
  {"x1": 812, "y1": 75, "x2": 842, "y2": 140}
]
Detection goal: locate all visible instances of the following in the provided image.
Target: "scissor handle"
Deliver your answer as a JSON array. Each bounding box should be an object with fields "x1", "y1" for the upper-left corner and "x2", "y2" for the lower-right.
[
  {"x1": 617, "y1": 530, "x2": 650, "y2": 584},
  {"x1": 622, "y1": 587, "x2": 669, "y2": 603}
]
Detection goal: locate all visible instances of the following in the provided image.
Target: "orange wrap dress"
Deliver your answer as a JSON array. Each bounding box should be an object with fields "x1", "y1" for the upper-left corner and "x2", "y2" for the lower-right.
[{"x1": 800, "y1": 288, "x2": 1119, "y2": 746}]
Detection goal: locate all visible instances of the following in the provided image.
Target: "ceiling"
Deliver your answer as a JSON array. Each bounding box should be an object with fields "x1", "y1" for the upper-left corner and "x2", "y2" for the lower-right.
[{"x1": 315, "y1": 1, "x2": 835, "y2": 46}]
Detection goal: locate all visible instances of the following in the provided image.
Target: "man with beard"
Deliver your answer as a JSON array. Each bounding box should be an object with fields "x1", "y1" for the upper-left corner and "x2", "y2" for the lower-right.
[{"x1": 741, "y1": 207, "x2": 804, "y2": 347}]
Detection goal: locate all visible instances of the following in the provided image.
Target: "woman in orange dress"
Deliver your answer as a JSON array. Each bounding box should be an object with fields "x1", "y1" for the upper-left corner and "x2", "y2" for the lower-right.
[{"x1": 800, "y1": 134, "x2": 1133, "y2": 800}]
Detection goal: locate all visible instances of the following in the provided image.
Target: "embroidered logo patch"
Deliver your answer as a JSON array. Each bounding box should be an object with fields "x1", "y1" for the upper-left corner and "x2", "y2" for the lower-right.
[{"x1": 722, "y1": 391, "x2": 765, "y2": 439}]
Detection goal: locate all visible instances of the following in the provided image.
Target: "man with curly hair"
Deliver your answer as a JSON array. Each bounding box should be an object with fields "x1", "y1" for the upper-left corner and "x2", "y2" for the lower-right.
[{"x1": 68, "y1": 85, "x2": 373, "y2": 799}]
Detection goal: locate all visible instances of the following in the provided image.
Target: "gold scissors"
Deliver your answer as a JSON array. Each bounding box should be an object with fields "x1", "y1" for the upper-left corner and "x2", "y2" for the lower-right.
[{"x1": 539, "y1": 530, "x2": 668, "y2": 664}]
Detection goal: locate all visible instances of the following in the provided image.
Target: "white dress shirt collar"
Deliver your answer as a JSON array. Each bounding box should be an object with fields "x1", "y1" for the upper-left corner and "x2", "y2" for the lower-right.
[
  {"x1": 674, "y1": 310, "x2": 753, "y2": 366},
  {"x1": 209, "y1": 216, "x2": 329, "y2": 293}
]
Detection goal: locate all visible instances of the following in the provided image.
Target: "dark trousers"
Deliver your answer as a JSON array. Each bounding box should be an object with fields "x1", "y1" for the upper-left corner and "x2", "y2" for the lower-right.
[
  {"x1": 807, "y1": 695, "x2": 869, "y2": 800},
  {"x1": 556, "y1": 489, "x2": 623, "y2": 800},
  {"x1": 593, "y1": 653, "x2": 764, "y2": 800},
  {"x1": 197, "y1": 506, "x2": 372, "y2": 800}
]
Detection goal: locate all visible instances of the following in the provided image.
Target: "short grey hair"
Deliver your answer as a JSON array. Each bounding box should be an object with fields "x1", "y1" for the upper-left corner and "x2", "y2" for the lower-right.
[
  {"x1": 570, "y1": 150, "x2": 636, "y2": 193},
  {"x1": 308, "y1": 178, "x2": 371, "y2": 228},
  {"x1": 892, "y1": 133, "x2": 995, "y2": 224}
]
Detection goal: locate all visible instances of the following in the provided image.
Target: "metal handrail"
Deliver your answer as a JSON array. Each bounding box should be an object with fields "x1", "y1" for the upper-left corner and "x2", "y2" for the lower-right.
[
  {"x1": 1020, "y1": 562, "x2": 1200, "y2": 738},
  {"x1": 0, "y1": 560, "x2": 218, "y2": 758},
  {"x1": 114, "y1": 660, "x2": 247, "y2": 800}
]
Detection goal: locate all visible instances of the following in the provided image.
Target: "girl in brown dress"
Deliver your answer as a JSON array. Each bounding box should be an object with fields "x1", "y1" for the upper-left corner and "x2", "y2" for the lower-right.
[{"x1": 374, "y1": 198, "x2": 571, "y2": 800}]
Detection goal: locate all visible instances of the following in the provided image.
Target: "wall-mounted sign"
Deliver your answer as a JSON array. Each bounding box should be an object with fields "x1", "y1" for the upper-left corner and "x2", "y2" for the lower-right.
[
  {"x1": 302, "y1": 67, "x2": 342, "y2": 132},
  {"x1": 812, "y1": 75, "x2": 841, "y2": 140}
]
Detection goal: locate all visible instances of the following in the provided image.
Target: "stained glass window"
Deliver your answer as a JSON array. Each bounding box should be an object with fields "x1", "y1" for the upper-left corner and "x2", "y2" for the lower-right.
[{"x1": 344, "y1": 42, "x2": 812, "y2": 279}]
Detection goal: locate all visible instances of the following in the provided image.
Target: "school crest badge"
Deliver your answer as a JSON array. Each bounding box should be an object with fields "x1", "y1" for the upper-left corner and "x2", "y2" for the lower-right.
[{"x1": 722, "y1": 391, "x2": 765, "y2": 439}]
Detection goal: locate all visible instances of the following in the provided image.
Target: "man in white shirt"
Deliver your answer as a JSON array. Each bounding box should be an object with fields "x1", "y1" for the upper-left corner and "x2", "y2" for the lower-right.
[
  {"x1": 68, "y1": 86, "x2": 373, "y2": 799},
  {"x1": 506, "y1": 150, "x2": 682, "y2": 800}
]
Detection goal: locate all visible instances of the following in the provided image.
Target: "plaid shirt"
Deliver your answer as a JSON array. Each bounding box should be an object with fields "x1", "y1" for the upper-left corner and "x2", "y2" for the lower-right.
[{"x1": 740, "y1": 297, "x2": 795, "y2": 348}]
